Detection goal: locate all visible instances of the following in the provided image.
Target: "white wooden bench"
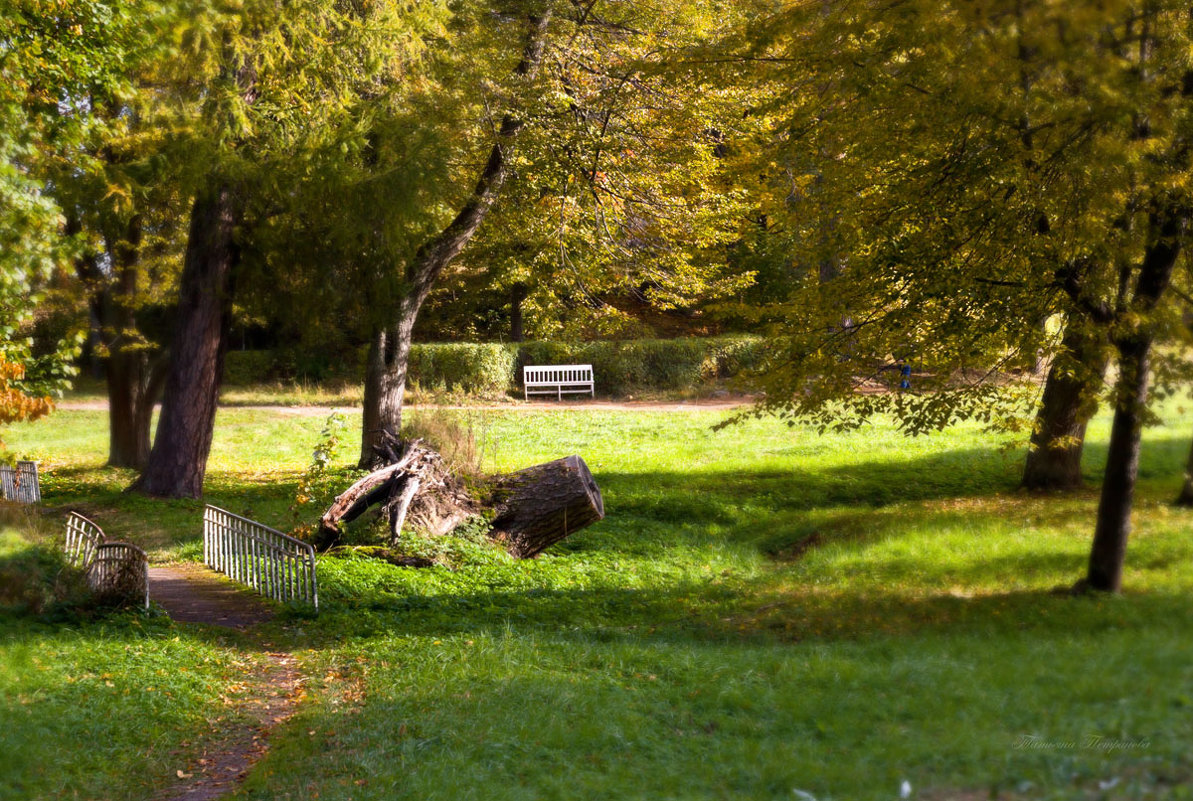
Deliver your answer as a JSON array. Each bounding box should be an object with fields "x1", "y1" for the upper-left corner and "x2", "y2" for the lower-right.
[{"x1": 523, "y1": 364, "x2": 595, "y2": 401}]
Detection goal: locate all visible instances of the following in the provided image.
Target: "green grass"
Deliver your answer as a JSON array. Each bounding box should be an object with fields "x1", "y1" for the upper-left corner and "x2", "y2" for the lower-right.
[
  {"x1": 0, "y1": 592, "x2": 269, "y2": 799},
  {"x1": 3, "y1": 397, "x2": 1193, "y2": 799}
]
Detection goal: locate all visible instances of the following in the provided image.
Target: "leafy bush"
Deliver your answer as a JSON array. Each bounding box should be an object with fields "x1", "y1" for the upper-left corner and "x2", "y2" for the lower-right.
[
  {"x1": 707, "y1": 335, "x2": 772, "y2": 379},
  {"x1": 271, "y1": 344, "x2": 363, "y2": 383},
  {"x1": 224, "y1": 347, "x2": 365, "y2": 386},
  {"x1": 222, "y1": 350, "x2": 277, "y2": 386},
  {"x1": 289, "y1": 413, "x2": 358, "y2": 541},
  {"x1": 0, "y1": 528, "x2": 88, "y2": 616},
  {"x1": 516, "y1": 336, "x2": 764, "y2": 394},
  {"x1": 407, "y1": 342, "x2": 518, "y2": 397}
]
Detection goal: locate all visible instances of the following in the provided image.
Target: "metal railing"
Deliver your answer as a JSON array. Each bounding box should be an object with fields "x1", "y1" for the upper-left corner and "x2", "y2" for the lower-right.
[
  {"x1": 87, "y1": 542, "x2": 149, "y2": 609},
  {"x1": 203, "y1": 505, "x2": 318, "y2": 610},
  {"x1": 65, "y1": 511, "x2": 106, "y2": 567},
  {"x1": 0, "y1": 460, "x2": 41, "y2": 503}
]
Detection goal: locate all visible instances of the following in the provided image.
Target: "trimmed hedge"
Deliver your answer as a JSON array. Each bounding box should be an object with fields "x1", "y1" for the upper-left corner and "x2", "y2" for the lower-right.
[
  {"x1": 407, "y1": 342, "x2": 518, "y2": 397},
  {"x1": 223, "y1": 336, "x2": 769, "y2": 396}
]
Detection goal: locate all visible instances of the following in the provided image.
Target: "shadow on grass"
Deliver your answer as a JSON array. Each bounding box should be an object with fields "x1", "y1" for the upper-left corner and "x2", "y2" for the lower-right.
[
  {"x1": 306, "y1": 563, "x2": 1193, "y2": 653},
  {"x1": 37, "y1": 463, "x2": 305, "y2": 552},
  {"x1": 599, "y1": 433, "x2": 1188, "y2": 519},
  {"x1": 36, "y1": 433, "x2": 1190, "y2": 543}
]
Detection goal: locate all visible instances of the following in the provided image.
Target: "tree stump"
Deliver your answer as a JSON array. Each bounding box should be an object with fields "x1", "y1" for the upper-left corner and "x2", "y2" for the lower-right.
[{"x1": 487, "y1": 455, "x2": 605, "y2": 558}]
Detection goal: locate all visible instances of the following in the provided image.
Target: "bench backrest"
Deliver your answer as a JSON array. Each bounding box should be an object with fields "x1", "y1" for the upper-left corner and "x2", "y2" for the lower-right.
[{"x1": 524, "y1": 364, "x2": 593, "y2": 384}]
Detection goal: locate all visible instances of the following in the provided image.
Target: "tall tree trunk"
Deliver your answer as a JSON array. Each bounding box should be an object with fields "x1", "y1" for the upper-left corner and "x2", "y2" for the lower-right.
[
  {"x1": 1021, "y1": 318, "x2": 1107, "y2": 490},
  {"x1": 131, "y1": 186, "x2": 240, "y2": 497},
  {"x1": 357, "y1": 11, "x2": 551, "y2": 465},
  {"x1": 106, "y1": 351, "x2": 168, "y2": 469},
  {"x1": 1083, "y1": 209, "x2": 1183, "y2": 592},
  {"x1": 1175, "y1": 431, "x2": 1193, "y2": 507},
  {"x1": 360, "y1": 300, "x2": 417, "y2": 467},
  {"x1": 103, "y1": 216, "x2": 169, "y2": 469},
  {"x1": 71, "y1": 214, "x2": 168, "y2": 470},
  {"x1": 510, "y1": 282, "x2": 528, "y2": 343},
  {"x1": 1086, "y1": 339, "x2": 1150, "y2": 592}
]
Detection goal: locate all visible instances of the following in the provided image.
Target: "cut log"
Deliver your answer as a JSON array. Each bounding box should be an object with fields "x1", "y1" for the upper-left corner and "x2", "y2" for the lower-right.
[{"x1": 487, "y1": 455, "x2": 605, "y2": 558}]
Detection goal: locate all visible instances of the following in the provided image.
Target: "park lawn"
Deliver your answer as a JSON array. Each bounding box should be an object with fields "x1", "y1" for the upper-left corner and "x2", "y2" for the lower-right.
[
  {"x1": 0, "y1": 537, "x2": 269, "y2": 800},
  {"x1": 2, "y1": 400, "x2": 1193, "y2": 799}
]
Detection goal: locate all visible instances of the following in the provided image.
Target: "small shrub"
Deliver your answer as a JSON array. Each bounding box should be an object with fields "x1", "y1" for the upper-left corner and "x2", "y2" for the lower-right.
[
  {"x1": 0, "y1": 528, "x2": 89, "y2": 616},
  {"x1": 290, "y1": 413, "x2": 359, "y2": 541},
  {"x1": 709, "y1": 335, "x2": 772, "y2": 379},
  {"x1": 273, "y1": 344, "x2": 362, "y2": 383},
  {"x1": 222, "y1": 350, "x2": 277, "y2": 386},
  {"x1": 374, "y1": 513, "x2": 509, "y2": 569},
  {"x1": 408, "y1": 343, "x2": 517, "y2": 397}
]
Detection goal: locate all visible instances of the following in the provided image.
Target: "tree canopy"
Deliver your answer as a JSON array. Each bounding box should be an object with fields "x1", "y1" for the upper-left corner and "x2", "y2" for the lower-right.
[{"x1": 4, "y1": 0, "x2": 1193, "y2": 590}]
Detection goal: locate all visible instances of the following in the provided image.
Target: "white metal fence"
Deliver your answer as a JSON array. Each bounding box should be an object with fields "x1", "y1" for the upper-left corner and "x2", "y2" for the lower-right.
[
  {"x1": 65, "y1": 511, "x2": 106, "y2": 567},
  {"x1": 203, "y1": 505, "x2": 318, "y2": 610},
  {"x1": 87, "y1": 542, "x2": 149, "y2": 609},
  {"x1": 0, "y1": 460, "x2": 41, "y2": 503}
]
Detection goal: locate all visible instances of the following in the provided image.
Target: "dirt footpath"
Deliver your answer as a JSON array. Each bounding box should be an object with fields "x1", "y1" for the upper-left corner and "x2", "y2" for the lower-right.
[
  {"x1": 148, "y1": 566, "x2": 304, "y2": 801},
  {"x1": 59, "y1": 396, "x2": 754, "y2": 416}
]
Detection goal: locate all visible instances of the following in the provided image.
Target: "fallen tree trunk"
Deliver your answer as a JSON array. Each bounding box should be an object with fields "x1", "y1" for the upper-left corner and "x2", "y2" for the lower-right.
[
  {"x1": 320, "y1": 447, "x2": 426, "y2": 532},
  {"x1": 317, "y1": 437, "x2": 604, "y2": 558},
  {"x1": 488, "y1": 456, "x2": 605, "y2": 558}
]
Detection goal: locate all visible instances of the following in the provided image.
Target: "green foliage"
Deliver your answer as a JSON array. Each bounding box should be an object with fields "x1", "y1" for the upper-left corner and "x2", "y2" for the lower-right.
[
  {"x1": 407, "y1": 343, "x2": 518, "y2": 398},
  {"x1": 291, "y1": 413, "x2": 356, "y2": 541},
  {"x1": 381, "y1": 516, "x2": 510, "y2": 570},
  {"x1": 516, "y1": 337, "x2": 770, "y2": 395},
  {"x1": 222, "y1": 337, "x2": 772, "y2": 399},
  {"x1": 223, "y1": 348, "x2": 364, "y2": 386},
  {"x1": 222, "y1": 350, "x2": 279, "y2": 387},
  {"x1": 723, "y1": 0, "x2": 1193, "y2": 435},
  {"x1": 437, "y1": 0, "x2": 759, "y2": 343},
  {"x1": 0, "y1": 529, "x2": 85, "y2": 617}
]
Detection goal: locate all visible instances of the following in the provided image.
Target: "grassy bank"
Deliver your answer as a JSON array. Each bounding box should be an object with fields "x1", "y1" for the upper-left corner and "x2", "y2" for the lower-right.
[{"x1": 3, "y1": 400, "x2": 1192, "y2": 799}]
